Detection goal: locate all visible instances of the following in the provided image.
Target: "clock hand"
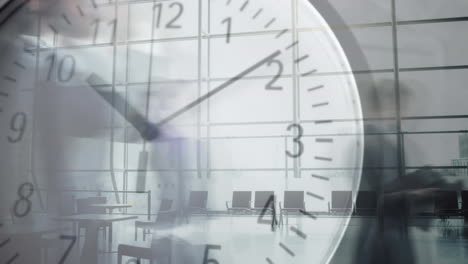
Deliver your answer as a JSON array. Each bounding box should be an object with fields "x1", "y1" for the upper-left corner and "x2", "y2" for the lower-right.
[
  {"x1": 156, "y1": 49, "x2": 282, "y2": 126},
  {"x1": 88, "y1": 50, "x2": 282, "y2": 140},
  {"x1": 0, "y1": 0, "x2": 28, "y2": 28},
  {"x1": 86, "y1": 74, "x2": 159, "y2": 140}
]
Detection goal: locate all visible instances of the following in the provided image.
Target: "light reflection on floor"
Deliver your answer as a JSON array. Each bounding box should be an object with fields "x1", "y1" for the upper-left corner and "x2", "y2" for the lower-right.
[{"x1": 44, "y1": 215, "x2": 468, "y2": 264}]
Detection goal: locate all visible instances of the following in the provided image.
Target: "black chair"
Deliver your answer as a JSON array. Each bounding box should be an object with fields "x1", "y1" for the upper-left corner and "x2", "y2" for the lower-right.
[
  {"x1": 159, "y1": 199, "x2": 173, "y2": 211},
  {"x1": 118, "y1": 244, "x2": 155, "y2": 264},
  {"x1": 76, "y1": 196, "x2": 107, "y2": 213},
  {"x1": 462, "y1": 191, "x2": 468, "y2": 216},
  {"x1": 329, "y1": 191, "x2": 353, "y2": 214},
  {"x1": 279, "y1": 191, "x2": 305, "y2": 225},
  {"x1": 188, "y1": 191, "x2": 208, "y2": 213},
  {"x1": 87, "y1": 196, "x2": 108, "y2": 213},
  {"x1": 253, "y1": 191, "x2": 275, "y2": 212},
  {"x1": 355, "y1": 191, "x2": 377, "y2": 216},
  {"x1": 118, "y1": 237, "x2": 173, "y2": 264},
  {"x1": 226, "y1": 191, "x2": 252, "y2": 214},
  {"x1": 434, "y1": 191, "x2": 460, "y2": 218},
  {"x1": 135, "y1": 199, "x2": 175, "y2": 241},
  {"x1": 184, "y1": 191, "x2": 209, "y2": 223}
]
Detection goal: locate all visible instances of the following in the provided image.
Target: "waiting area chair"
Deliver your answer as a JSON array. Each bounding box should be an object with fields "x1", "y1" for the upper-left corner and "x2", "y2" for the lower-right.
[
  {"x1": 279, "y1": 191, "x2": 305, "y2": 225},
  {"x1": 119, "y1": 236, "x2": 182, "y2": 264},
  {"x1": 135, "y1": 199, "x2": 175, "y2": 241},
  {"x1": 187, "y1": 191, "x2": 208, "y2": 214},
  {"x1": 434, "y1": 191, "x2": 460, "y2": 218},
  {"x1": 253, "y1": 191, "x2": 275, "y2": 213},
  {"x1": 329, "y1": 191, "x2": 353, "y2": 214},
  {"x1": 184, "y1": 191, "x2": 209, "y2": 223},
  {"x1": 462, "y1": 191, "x2": 468, "y2": 219},
  {"x1": 226, "y1": 191, "x2": 252, "y2": 214},
  {"x1": 118, "y1": 244, "x2": 155, "y2": 264},
  {"x1": 355, "y1": 191, "x2": 377, "y2": 216}
]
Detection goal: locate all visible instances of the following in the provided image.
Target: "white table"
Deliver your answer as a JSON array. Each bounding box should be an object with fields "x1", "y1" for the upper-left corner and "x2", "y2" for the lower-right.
[
  {"x1": 55, "y1": 214, "x2": 138, "y2": 264},
  {"x1": 89, "y1": 203, "x2": 132, "y2": 214}
]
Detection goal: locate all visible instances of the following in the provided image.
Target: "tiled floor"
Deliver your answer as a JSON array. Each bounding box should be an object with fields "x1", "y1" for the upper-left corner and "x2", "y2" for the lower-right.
[{"x1": 40, "y1": 215, "x2": 468, "y2": 264}]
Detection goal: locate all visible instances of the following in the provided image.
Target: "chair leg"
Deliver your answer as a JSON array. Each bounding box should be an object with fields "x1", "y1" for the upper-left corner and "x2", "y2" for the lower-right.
[
  {"x1": 108, "y1": 225, "x2": 113, "y2": 252},
  {"x1": 117, "y1": 253, "x2": 122, "y2": 264},
  {"x1": 102, "y1": 227, "x2": 106, "y2": 241},
  {"x1": 135, "y1": 226, "x2": 138, "y2": 241},
  {"x1": 279, "y1": 210, "x2": 283, "y2": 226},
  {"x1": 77, "y1": 227, "x2": 81, "y2": 250},
  {"x1": 143, "y1": 229, "x2": 146, "y2": 241}
]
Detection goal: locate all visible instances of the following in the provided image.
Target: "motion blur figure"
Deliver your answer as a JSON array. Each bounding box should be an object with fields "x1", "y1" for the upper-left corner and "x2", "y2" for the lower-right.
[
  {"x1": 0, "y1": 0, "x2": 192, "y2": 263},
  {"x1": 331, "y1": 80, "x2": 462, "y2": 264}
]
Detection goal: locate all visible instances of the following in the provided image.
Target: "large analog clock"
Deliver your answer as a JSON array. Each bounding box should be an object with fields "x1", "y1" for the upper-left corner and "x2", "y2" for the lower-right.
[{"x1": 0, "y1": 0, "x2": 363, "y2": 263}]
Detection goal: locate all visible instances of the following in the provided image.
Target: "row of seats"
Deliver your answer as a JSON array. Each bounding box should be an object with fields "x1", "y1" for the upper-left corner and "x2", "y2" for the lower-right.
[
  {"x1": 432, "y1": 190, "x2": 468, "y2": 217},
  {"x1": 187, "y1": 190, "x2": 468, "y2": 217},
  {"x1": 187, "y1": 190, "x2": 368, "y2": 214},
  {"x1": 70, "y1": 190, "x2": 468, "y2": 218},
  {"x1": 133, "y1": 190, "x2": 372, "y2": 241}
]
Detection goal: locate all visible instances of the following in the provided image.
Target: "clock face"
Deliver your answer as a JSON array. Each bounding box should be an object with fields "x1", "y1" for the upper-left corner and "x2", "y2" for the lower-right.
[{"x1": 0, "y1": 0, "x2": 363, "y2": 263}]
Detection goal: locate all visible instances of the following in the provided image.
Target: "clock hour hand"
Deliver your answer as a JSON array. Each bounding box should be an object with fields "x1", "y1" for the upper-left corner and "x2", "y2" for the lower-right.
[
  {"x1": 86, "y1": 74, "x2": 160, "y2": 141},
  {"x1": 157, "y1": 50, "x2": 282, "y2": 126}
]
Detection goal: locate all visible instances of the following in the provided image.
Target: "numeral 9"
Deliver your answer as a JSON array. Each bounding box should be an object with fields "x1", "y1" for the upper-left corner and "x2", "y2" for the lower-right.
[{"x1": 8, "y1": 112, "x2": 27, "y2": 143}]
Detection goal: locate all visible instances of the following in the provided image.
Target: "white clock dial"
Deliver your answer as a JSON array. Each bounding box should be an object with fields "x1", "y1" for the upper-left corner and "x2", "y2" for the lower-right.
[{"x1": 0, "y1": 0, "x2": 363, "y2": 263}]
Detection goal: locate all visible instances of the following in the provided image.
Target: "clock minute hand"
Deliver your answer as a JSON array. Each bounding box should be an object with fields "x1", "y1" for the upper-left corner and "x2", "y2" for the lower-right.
[
  {"x1": 156, "y1": 50, "x2": 282, "y2": 127},
  {"x1": 88, "y1": 50, "x2": 281, "y2": 141}
]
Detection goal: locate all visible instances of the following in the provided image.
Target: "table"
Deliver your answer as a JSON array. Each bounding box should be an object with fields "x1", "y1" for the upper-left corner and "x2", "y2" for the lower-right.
[
  {"x1": 0, "y1": 222, "x2": 66, "y2": 263},
  {"x1": 89, "y1": 203, "x2": 132, "y2": 214},
  {"x1": 55, "y1": 214, "x2": 137, "y2": 264}
]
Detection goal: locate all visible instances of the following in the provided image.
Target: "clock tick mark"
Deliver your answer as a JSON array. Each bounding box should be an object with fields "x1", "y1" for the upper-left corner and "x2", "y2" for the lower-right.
[
  {"x1": 252, "y1": 8, "x2": 263, "y2": 19},
  {"x1": 316, "y1": 138, "x2": 333, "y2": 143},
  {"x1": 290, "y1": 226, "x2": 307, "y2": 239},
  {"x1": 279, "y1": 242, "x2": 295, "y2": 257},
  {"x1": 48, "y1": 24, "x2": 58, "y2": 34},
  {"x1": 307, "y1": 192, "x2": 325, "y2": 200},
  {"x1": 315, "y1": 120, "x2": 332, "y2": 125},
  {"x1": 275, "y1": 29, "x2": 288, "y2": 39},
  {"x1": 0, "y1": 91, "x2": 9, "y2": 97},
  {"x1": 308, "y1": 85, "x2": 324, "y2": 92},
  {"x1": 312, "y1": 102, "x2": 329, "y2": 108},
  {"x1": 315, "y1": 156, "x2": 332, "y2": 162},
  {"x1": 4, "y1": 76, "x2": 16, "y2": 83},
  {"x1": 264, "y1": 18, "x2": 276, "y2": 28},
  {"x1": 226, "y1": 0, "x2": 232, "y2": 6},
  {"x1": 14, "y1": 61, "x2": 25, "y2": 70},
  {"x1": 301, "y1": 69, "x2": 317, "y2": 77},
  {"x1": 62, "y1": 13, "x2": 72, "y2": 25},
  {"x1": 91, "y1": 0, "x2": 98, "y2": 9},
  {"x1": 76, "y1": 5, "x2": 84, "y2": 16},
  {"x1": 23, "y1": 47, "x2": 35, "y2": 56},
  {"x1": 6, "y1": 253, "x2": 19, "y2": 264},
  {"x1": 295, "y1": 54, "x2": 309, "y2": 64},
  {"x1": 266, "y1": 257, "x2": 274, "y2": 264},
  {"x1": 0, "y1": 238, "x2": 11, "y2": 247},
  {"x1": 285, "y1": 40, "x2": 299, "y2": 50},
  {"x1": 311, "y1": 174, "x2": 330, "y2": 181},
  {"x1": 300, "y1": 209, "x2": 317, "y2": 219},
  {"x1": 240, "y1": 0, "x2": 249, "y2": 12}
]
